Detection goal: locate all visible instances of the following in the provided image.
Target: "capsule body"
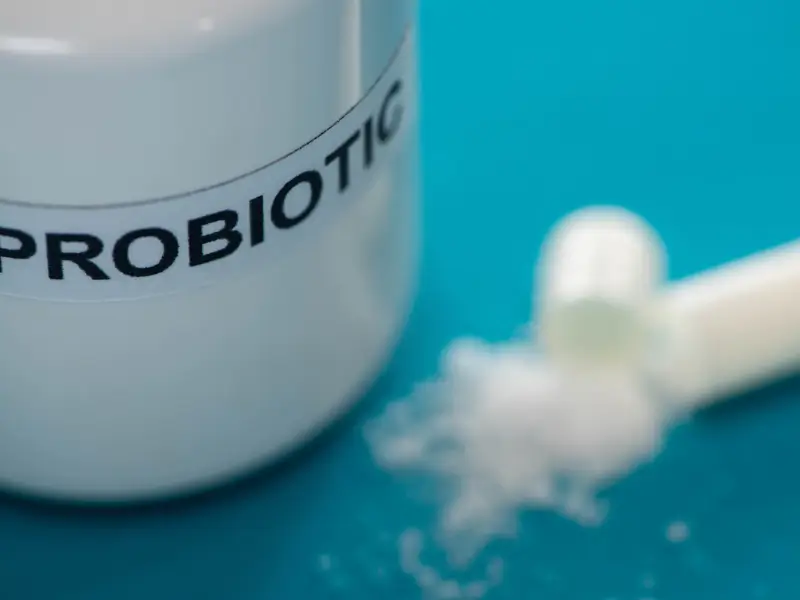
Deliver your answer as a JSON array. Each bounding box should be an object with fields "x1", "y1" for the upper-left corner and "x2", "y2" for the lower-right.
[
  {"x1": 654, "y1": 240, "x2": 800, "y2": 408},
  {"x1": 0, "y1": 0, "x2": 420, "y2": 500}
]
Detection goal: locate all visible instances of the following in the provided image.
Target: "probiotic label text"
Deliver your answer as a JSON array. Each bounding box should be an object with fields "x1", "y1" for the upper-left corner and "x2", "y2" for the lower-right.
[{"x1": 0, "y1": 32, "x2": 414, "y2": 302}]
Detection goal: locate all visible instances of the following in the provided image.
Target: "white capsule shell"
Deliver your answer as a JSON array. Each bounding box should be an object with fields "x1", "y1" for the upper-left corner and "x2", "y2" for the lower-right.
[
  {"x1": 536, "y1": 206, "x2": 666, "y2": 369},
  {"x1": 653, "y1": 240, "x2": 800, "y2": 408}
]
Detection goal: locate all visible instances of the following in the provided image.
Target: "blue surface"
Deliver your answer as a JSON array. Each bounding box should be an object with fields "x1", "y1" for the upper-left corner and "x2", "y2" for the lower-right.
[{"x1": 3, "y1": 1, "x2": 800, "y2": 598}]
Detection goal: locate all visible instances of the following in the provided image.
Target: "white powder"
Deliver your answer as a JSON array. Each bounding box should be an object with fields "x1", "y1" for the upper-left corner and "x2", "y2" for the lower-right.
[
  {"x1": 641, "y1": 573, "x2": 657, "y2": 589},
  {"x1": 398, "y1": 528, "x2": 504, "y2": 599},
  {"x1": 665, "y1": 521, "x2": 691, "y2": 543},
  {"x1": 317, "y1": 554, "x2": 333, "y2": 572},
  {"x1": 368, "y1": 336, "x2": 679, "y2": 562}
]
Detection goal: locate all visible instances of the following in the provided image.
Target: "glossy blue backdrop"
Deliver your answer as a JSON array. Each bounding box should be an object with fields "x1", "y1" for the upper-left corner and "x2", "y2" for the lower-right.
[{"x1": 2, "y1": 0, "x2": 800, "y2": 598}]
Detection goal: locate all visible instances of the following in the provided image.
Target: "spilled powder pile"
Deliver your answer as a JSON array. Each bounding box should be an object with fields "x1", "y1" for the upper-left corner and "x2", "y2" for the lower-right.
[{"x1": 366, "y1": 336, "x2": 681, "y2": 562}]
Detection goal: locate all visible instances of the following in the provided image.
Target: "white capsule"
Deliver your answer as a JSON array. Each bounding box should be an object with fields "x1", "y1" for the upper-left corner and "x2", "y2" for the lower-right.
[
  {"x1": 535, "y1": 206, "x2": 667, "y2": 370},
  {"x1": 652, "y1": 240, "x2": 800, "y2": 408}
]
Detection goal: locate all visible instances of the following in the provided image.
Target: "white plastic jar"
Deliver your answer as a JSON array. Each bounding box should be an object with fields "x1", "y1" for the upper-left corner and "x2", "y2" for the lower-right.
[{"x1": 0, "y1": 0, "x2": 420, "y2": 501}]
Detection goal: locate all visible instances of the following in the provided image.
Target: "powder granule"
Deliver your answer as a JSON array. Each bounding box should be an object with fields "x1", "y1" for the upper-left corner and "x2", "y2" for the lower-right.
[
  {"x1": 398, "y1": 528, "x2": 504, "y2": 599},
  {"x1": 367, "y1": 336, "x2": 677, "y2": 562}
]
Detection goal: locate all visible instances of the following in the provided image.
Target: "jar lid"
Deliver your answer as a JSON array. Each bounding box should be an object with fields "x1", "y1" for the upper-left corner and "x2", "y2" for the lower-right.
[
  {"x1": 0, "y1": 0, "x2": 374, "y2": 207},
  {"x1": 0, "y1": 0, "x2": 306, "y2": 57}
]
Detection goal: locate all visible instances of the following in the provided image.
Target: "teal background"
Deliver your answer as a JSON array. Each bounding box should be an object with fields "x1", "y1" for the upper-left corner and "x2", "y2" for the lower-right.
[{"x1": 2, "y1": 0, "x2": 800, "y2": 598}]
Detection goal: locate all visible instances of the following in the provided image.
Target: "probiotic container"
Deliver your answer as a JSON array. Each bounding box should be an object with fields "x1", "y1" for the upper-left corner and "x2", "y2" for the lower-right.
[{"x1": 0, "y1": 0, "x2": 420, "y2": 501}]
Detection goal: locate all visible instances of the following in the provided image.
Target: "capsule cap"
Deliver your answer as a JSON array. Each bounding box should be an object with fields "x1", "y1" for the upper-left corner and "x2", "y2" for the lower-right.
[{"x1": 536, "y1": 206, "x2": 667, "y2": 369}]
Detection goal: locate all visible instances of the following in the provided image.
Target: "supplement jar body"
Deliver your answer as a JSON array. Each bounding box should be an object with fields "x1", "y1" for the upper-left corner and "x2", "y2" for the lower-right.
[{"x1": 0, "y1": 0, "x2": 420, "y2": 501}]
